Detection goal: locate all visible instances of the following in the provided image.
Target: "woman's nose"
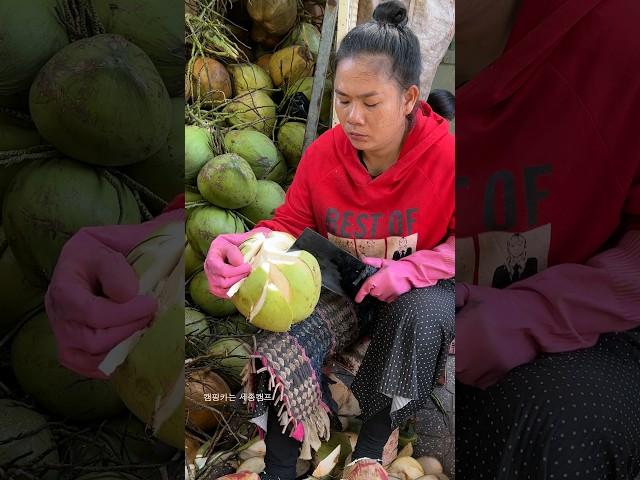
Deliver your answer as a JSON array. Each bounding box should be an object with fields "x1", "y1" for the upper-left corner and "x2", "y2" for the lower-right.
[{"x1": 346, "y1": 104, "x2": 365, "y2": 125}]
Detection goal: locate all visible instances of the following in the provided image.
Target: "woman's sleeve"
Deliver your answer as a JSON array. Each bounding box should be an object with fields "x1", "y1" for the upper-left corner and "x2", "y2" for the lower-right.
[{"x1": 255, "y1": 150, "x2": 317, "y2": 237}]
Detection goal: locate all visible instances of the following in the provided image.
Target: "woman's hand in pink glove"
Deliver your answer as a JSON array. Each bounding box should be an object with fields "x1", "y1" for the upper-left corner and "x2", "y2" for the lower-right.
[
  {"x1": 204, "y1": 227, "x2": 272, "y2": 298},
  {"x1": 354, "y1": 257, "x2": 413, "y2": 303},
  {"x1": 45, "y1": 209, "x2": 184, "y2": 379}
]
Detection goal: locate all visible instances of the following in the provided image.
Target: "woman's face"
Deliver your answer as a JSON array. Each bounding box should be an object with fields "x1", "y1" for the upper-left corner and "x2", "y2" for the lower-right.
[{"x1": 334, "y1": 55, "x2": 418, "y2": 152}]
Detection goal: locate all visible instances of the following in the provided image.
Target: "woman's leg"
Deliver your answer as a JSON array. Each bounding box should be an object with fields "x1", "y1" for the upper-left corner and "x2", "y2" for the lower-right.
[
  {"x1": 262, "y1": 401, "x2": 301, "y2": 480},
  {"x1": 457, "y1": 331, "x2": 640, "y2": 479},
  {"x1": 350, "y1": 280, "x2": 455, "y2": 459}
]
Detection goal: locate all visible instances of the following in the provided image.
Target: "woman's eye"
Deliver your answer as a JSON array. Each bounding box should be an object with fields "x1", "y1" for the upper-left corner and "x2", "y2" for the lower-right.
[
  {"x1": 365, "y1": 103, "x2": 379, "y2": 108},
  {"x1": 338, "y1": 99, "x2": 350, "y2": 105}
]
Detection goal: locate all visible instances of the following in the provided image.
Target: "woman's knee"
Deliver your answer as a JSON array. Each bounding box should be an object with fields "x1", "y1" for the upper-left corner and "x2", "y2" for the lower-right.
[{"x1": 389, "y1": 286, "x2": 454, "y2": 336}]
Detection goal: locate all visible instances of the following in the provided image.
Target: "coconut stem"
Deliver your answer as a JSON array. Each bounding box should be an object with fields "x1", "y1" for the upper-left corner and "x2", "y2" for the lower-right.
[
  {"x1": 56, "y1": 0, "x2": 105, "y2": 42},
  {"x1": 0, "y1": 146, "x2": 60, "y2": 166},
  {"x1": 103, "y1": 168, "x2": 169, "y2": 216}
]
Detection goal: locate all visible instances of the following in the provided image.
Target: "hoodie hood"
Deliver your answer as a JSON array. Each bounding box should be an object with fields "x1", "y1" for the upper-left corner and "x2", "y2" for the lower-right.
[{"x1": 332, "y1": 100, "x2": 451, "y2": 187}]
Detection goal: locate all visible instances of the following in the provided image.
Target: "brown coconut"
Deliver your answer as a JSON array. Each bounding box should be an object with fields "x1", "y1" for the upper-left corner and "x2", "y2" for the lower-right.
[
  {"x1": 187, "y1": 57, "x2": 232, "y2": 106},
  {"x1": 251, "y1": 23, "x2": 284, "y2": 49},
  {"x1": 185, "y1": 370, "x2": 230, "y2": 431},
  {"x1": 269, "y1": 45, "x2": 314, "y2": 87},
  {"x1": 247, "y1": 0, "x2": 298, "y2": 35}
]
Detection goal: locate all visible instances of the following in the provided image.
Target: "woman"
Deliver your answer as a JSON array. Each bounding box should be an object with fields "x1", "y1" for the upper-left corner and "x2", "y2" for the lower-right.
[
  {"x1": 206, "y1": 2, "x2": 455, "y2": 479},
  {"x1": 456, "y1": 0, "x2": 640, "y2": 478}
]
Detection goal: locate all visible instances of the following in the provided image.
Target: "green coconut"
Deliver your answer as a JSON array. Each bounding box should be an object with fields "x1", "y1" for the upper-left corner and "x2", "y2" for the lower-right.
[
  {"x1": 227, "y1": 63, "x2": 274, "y2": 96},
  {"x1": 0, "y1": 0, "x2": 68, "y2": 95},
  {"x1": 278, "y1": 121, "x2": 306, "y2": 168},
  {"x1": 223, "y1": 130, "x2": 281, "y2": 180},
  {"x1": 289, "y1": 76, "x2": 333, "y2": 123},
  {"x1": 186, "y1": 205, "x2": 245, "y2": 257},
  {"x1": 224, "y1": 90, "x2": 277, "y2": 135},
  {"x1": 0, "y1": 399, "x2": 59, "y2": 480},
  {"x1": 29, "y1": 34, "x2": 171, "y2": 167},
  {"x1": 270, "y1": 150, "x2": 289, "y2": 185},
  {"x1": 227, "y1": 231, "x2": 322, "y2": 332},
  {"x1": 185, "y1": 240, "x2": 203, "y2": 279},
  {"x1": 104, "y1": 221, "x2": 184, "y2": 450},
  {"x1": 214, "y1": 313, "x2": 260, "y2": 335},
  {"x1": 11, "y1": 313, "x2": 125, "y2": 421},
  {"x1": 185, "y1": 125, "x2": 213, "y2": 184},
  {"x1": 208, "y1": 337, "x2": 251, "y2": 379},
  {"x1": 238, "y1": 180, "x2": 285, "y2": 224},
  {"x1": 94, "y1": 0, "x2": 184, "y2": 96},
  {"x1": 284, "y1": 23, "x2": 321, "y2": 58},
  {"x1": 269, "y1": 46, "x2": 315, "y2": 88},
  {"x1": 185, "y1": 188, "x2": 204, "y2": 204},
  {"x1": 197, "y1": 153, "x2": 258, "y2": 209},
  {"x1": 186, "y1": 307, "x2": 210, "y2": 358},
  {"x1": 190, "y1": 270, "x2": 238, "y2": 316},
  {"x1": 0, "y1": 228, "x2": 44, "y2": 335},
  {"x1": 247, "y1": 0, "x2": 298, "y2": 35},
  {"x1": 3, "y1": 158, "x2": 141, "y2": 287},
  {"x1": 121, "y1": 97, "x2": 184, "y2": 203},
  {"x1": 0, "y1": 112, "x2": 43, "y2": 219}
]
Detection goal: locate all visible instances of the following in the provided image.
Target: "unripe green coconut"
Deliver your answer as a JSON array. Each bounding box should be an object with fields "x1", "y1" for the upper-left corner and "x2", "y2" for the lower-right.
[
  {"x1": 0, "y1": 228, "x2": 43, "y2": 335},
  {"x1": 94, "y1": 0, "x2": 184, "y2": 96},
  {"x1": 121, "y1": 97, "x2": 184, "y2": 203},
  {"x1": 223, "y1": 130, "x2": 280, "y2": 180},
  {"x1": 198, "y1": 153, "x2": 258, "y2": 209},
  {"x1": 185, "y1": 188, "x2": 204, "y2": 204},
  {"x1": 12, "y1": 313, "x2": 124, "y2": 421},
  {"x1": 227, "y1": 232, "x2": 321, "y2": 331},
  {"x1": 269, "y1": 46, "x2": 315, "y2": 88},
  {"x1": 185, "y1": 240, "x2": 203, "y2": 279},
  {"x1": 185, "y1": 125, "x2": 214, "y2": 184},
  {"x1": 278, "y1": 121, "x2": 306, "y2": 168},
  {"x1": 227, "y1": 63, "x2": 274, "y2": 96},
  {"x1": 190, "y1": 270, "x2": 238, "y2": 316},
  {"x1": 224, "y1": 90, "x2": 277, "y2": 135},
  {"x1": 238, "y1": 180, "x2": 285, "y2": 224},
  {"x1": 101, "y1": 221, "x2": 184, "y2": 450},
  {"x1": 186, "y1": 205, "x2": 245, "y2": 256},
  {"x1": 283, "y1": 23, "x2": 321, "y2": 58},
  {"x1": 185, "y1": 307, "x2": 210, "y2": 358},
  {"x1": 0, "y1": 0, "x2": 68, "y2": 95},
  {"x1": 3, "y1": 158, "x2": 141, "y2": 287},
  {"x1": 30, "y1": 34, "x2": 171, "y2": 167},
  {"x1": 214, "y1": 313, "x2": 260, "y2": 335},
  {"x1": 208, "y1": 338, "x2": 251, "y2": 379},
  {"x1": 271, "y1": 150, "x2": 290, "y2": 185},
  {"x1": 247, "y1": 0, "x2": 298, "y2": 35}
]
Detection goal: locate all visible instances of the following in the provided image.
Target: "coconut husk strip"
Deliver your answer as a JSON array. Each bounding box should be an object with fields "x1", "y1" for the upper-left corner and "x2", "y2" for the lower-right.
[{"x1": 56, "y1": 0, "x2": 105, "y2": 42}]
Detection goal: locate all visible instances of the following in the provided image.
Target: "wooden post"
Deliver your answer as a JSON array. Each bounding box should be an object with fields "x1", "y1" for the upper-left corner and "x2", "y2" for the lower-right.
[{"x1": 332, "y1": 0, "x2": 360, "y2": 127}]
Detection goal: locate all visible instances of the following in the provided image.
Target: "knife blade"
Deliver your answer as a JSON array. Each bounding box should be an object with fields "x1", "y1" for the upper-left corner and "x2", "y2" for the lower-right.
[{"x1": 288, "y1": 228, "x2": 379, "y2": 299}]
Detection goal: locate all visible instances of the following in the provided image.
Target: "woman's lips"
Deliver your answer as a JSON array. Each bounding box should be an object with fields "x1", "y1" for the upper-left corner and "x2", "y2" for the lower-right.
[{"x1": 348, "y1": 132, "x2": 368, "y2": 140}]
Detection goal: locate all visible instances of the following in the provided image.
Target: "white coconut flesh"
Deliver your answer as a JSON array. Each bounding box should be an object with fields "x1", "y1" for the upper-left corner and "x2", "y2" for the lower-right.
[{"x1": 227, "y1": 232, "x2": 321, "y2": 330}]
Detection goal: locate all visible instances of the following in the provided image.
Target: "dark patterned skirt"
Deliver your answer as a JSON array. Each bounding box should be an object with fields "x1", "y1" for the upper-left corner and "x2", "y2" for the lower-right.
[
  {"x1": 242, "y1": 280, "x2": 455, "y2": 460},
  {"x1": 457, "y1": 330, "x2": 640, "y2": 479}
]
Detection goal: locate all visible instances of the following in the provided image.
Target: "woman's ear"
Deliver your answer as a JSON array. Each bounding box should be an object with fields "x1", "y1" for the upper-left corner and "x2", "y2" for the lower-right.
[{"x1": 403, "y1": 85, "x2": 420, "y2": 114}]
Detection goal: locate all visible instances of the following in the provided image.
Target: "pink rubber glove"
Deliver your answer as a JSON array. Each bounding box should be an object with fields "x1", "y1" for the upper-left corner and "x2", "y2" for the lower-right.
[
  {"x1": 45, "y1": 209, "x2": 183, "y2": 379},
  {"x1": 355, "y1": 237, "x2": 456, "y2": 303},
  {"x1": 204, "y1": 227, "x2": 272, "y2": 298}
]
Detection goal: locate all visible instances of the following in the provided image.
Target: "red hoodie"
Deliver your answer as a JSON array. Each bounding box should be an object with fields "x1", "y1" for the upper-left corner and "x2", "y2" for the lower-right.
[
  {"x1": 456, "y1": 0, "x2": 640, "y2": 388},
  {"x1": 258, "y1": 101, "x2": 454, "y2": 268}
]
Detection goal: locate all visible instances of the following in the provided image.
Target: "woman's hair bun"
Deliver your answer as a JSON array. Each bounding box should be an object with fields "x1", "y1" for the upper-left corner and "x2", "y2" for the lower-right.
[{"x1": 372, "y1": 1, "x2": 409, "y2": 28}]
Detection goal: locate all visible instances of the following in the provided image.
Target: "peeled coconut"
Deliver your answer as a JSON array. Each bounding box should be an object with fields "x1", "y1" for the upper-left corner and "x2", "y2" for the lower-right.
[
  {"x1": 227, "y1": 63, "x2": 274, "y2": 96},
  {"x1": 30, "y1": 34, "x2": 171, "y2": 167},
  {"x1": 190, "y1": 270, "x2": 238, "y2": 316},
  {"x1": 247, "y1": 0, "x2": 298, "y2": 35},
  {"x1": 269, "y1": 46, "x2": 315, "y2": 88},
  {"x1": 284, "y1": 23, "x2": 321, "y2": 58},
  {"x1": 237, "y1": 457, "x2": 266, "y2": 474},
  {"x1": 185, "y1": 307, "x2": 210, "y2": 358},
  {"x1": 387, "y1": 456, "x2": 425, "y2": 480},
  {"x1": 186, "y1": 205, "x2": 246, "y2": 256},
  {"x1": 122, "y1": 97, "x2": 184, "y2": 203},
  {"x1": 2, "y1": 158, "x2": 141, "y2": 287},
  {"x1": 208, "y1": 338, "x2": 251, "y2": 380},
  {"x1": 311, "y1": 444, "x2": 341, "y2": 480},
  {"x1": 185, "y1": 370, "x2": 230, "y2": 431},
  {"x1": 238, "y1": 180, "x2": 285, "y2": 224},
  {"x1": 0, "y1": 399, "x2": 59, "y2": 480},
  {"x1": 227, "y1": 231, "x2": 321, "y2": 332},
  {"x1": 278, "y1": 121, "x2": 306, "y2": 168},
  {"x1": 187, "y1": 56, "x2": 232, "y2": 106},
  {"x1": 99, "y1": 220, "x2": 185, "y2": 449},
  {"x1": 0, "y1": 0, "x2": 68, "y2": 95},
  {"x1": 223, "y1": 129, "x2": 280, "y2": 180},
  {"x1": 238, "y1": 437, "x2": 267, "y2": 461},
  {"x1": 313, "y1": 432, "x2": 353, "y2": 476},
  {"x1": 94, "y1": 0, "x2": 184, "y2": 96},
  {"x1": 289, "y1": 76, "x2": 333, "y2": 123},
  {"x1": 12, "y1": 313, "x2": 124, "y2": 421},
  {"x1": 185, "y1": 125, "x2": 214, "y2": 184},
  {"x1": 0, "y1": 228, "x2": 43, "y2": 336},
  {"x1": 197, "y1": 153, "x2": 258, "y2": 209},
  {"x1": 224, "y1": 90, "x2": 277, "y2": 135},
  {"x1": 415, "y1": 457, "x2": 444, "y2": 475}
]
